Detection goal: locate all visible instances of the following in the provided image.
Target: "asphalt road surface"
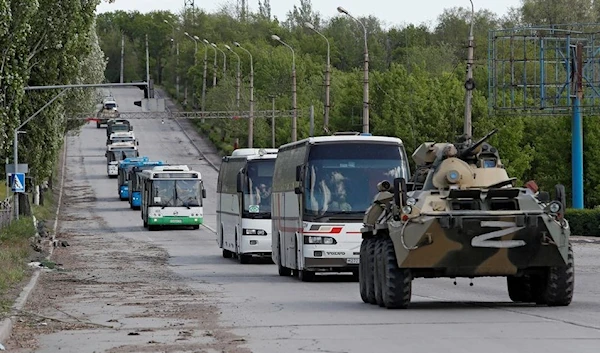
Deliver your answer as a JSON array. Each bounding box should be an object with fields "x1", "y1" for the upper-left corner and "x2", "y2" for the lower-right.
[{"x1": 14, "y1": 87, "x2": 600, "y2": 352}]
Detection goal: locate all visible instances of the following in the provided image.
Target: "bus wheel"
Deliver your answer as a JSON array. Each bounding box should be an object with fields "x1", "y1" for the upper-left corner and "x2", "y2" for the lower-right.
[
  {"x1": 298, "y1": 270, "x2": 315, "y2": 282},
  {"x1": 192, "y1": 225, "x2": 200, "y2": 230},
  {"x1": 222, "y1": 249, "x2": 233, "y2": 259},
  {"x1": 148, "y1": 225, "x2": 158, "y2": 231},
  {"x1": 239, "y1": 254, "x2": 251, "y2": 264},
  {"x1": 143, "y1": 219, "x2": 148, "y2": 228},
  {"x1": 277, "y1": 237, "x2": 292, "y2": 276}
]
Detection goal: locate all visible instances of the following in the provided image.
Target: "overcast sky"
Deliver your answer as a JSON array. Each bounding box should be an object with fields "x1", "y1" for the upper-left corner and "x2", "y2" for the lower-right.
[{"x1": 96, "y1": 0, "x2": 523, "y2": 27}]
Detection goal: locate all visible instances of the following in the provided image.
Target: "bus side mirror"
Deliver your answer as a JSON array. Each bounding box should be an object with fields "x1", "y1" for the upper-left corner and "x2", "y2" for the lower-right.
[
  {"x1": 236, "y1": 172, "x2": 243, "y2": 193},
  {"x1": 202, "y1": 189, "x2": 207, "y2": 198},
  {"x1": 393, "y1": 177, "x2": 408, "y2": 206},
  {"x1": 295, "y1": 165, "x2": 303, "y2": 182},
  {"x1": 294, "y1": 165, "x2": 304, "y2": 194}
]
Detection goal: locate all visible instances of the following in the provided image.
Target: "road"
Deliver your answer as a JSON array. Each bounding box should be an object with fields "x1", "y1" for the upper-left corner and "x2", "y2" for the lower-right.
[{"x1": 8, "y1": 87, "x2": 600, "y2": 353}]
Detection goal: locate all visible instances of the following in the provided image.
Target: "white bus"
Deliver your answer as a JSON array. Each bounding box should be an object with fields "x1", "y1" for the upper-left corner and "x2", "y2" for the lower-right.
[
  {"x1": 107, "y1": 131, "x2": 138, "y2": 146},
  {"x1": 271, "y1": 133, "x2": 410, "y2": 281},
  {"x1": 216, "y1": 148, "x2": 278, "y2": 264},
  {"x1": 105, "y1": 142, "x2": 139, "y2": 177},
  {"x1": 139, "y1": 165, "x2": 207, "y2": 231}
]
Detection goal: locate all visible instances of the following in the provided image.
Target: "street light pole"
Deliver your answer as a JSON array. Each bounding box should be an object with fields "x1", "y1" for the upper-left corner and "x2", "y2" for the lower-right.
[
  {"x1": 225, "y1": 44, "x2": 241, "y2": 111},
  {"x1": 204, "y1": 39, "x2": 217, "y2": 87},
  {"x1": 164, "y1": 20, "x2": 180, "y2": 100},
  {"x1": 337, "y1": 6, "x2": 369, "y2": 134},
  {"x1": 212, "y1": 43, "x2": 227, "y2": 78},
  {"x1": 234, "y1": 42, "x2": 254, "y2": 148},
  {"x1": 305, "y1": 22, "x2": 331, "y2": 133},
  {"x1": 271, "y1": 34, "x2": 297, "y2": 142},
  {"x1": 184, "y1": 32, "x2": 198, "y2": 109},
  {"x1": 199, "y1": 38, "x2": 208, "y2": 111},
  {"x1": 13, "y1": 89, "x2": 68, "y2": 220}
]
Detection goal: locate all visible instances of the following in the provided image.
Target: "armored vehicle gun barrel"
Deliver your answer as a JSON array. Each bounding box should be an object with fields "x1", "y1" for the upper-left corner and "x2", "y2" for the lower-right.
[{"x1": 458, "y1": 128, "x2": 498, "y2": 159}]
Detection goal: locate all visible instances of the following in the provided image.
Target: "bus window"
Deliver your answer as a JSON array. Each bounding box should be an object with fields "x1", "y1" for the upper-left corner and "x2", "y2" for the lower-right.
[
  {"x1": 152, "y1": 180, "x2": 174, "y2": 206},
  {"x1": 244, "y1": 160, "x2": 275, "y2": 214},
  {"x1": 175, "y1": 180, "x2": 202, "y2": 207},
  {"x1": 304, "y1": 143, "x2": 408, "y2": 217}
]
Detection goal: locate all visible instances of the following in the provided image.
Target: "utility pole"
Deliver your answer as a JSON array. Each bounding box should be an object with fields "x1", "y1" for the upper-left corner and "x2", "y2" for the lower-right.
[
  {"x1": 120, "y1": 32, "x2": 125, "y2": 83},
  {"x1": 145, "y1": 34, "x2": 150, "y2": 85},
  {"x1": 271, "y1": 95, "x2": 276, "y2": 148},
  {"x1": 463, "y1": 0, "x2": 476, "y2": 142}
]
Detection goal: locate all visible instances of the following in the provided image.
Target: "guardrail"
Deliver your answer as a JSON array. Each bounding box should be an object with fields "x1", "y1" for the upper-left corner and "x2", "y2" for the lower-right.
[{"x1": 74, "y1": 109, "x2": 299, "y2": 120}]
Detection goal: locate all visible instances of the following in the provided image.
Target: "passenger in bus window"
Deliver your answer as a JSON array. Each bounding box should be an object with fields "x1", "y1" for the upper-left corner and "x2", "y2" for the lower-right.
[
  {"x1": 256, "y1": 183, "x2": 272, "y2": 207},
  {"x1": 328, "y1": 170, "x2": 352, "y2": 211},
  {"x1": 306, "y1": 166, "x2": 329, "y2": 214}
]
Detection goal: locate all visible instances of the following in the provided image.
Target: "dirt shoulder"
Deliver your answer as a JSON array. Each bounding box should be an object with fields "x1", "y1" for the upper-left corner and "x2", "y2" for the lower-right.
[{"x1": 4, "y1": 140, "x2": 248, "y2": 352}]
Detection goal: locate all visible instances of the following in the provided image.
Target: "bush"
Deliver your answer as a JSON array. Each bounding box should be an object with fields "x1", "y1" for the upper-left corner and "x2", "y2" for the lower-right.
[{"x1": 565, "y1": 208, "x2": 600, "y2": 236}]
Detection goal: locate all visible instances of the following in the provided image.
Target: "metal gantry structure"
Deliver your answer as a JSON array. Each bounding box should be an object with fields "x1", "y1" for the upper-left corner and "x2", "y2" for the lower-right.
[{"x1": 488, "y1": 24, "x2": 600, "y2": 209}]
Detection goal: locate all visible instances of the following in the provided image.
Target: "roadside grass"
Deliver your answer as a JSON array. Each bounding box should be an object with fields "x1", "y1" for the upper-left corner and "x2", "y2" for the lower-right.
[
  {"x1": 0, "y1": 217, "x2": 35, "y2": 314},
  {"x1": 0, "y1": 186, "x2": 57, "y2": 316},
  {"x1": 0, "y1": 181, "x2": 7, "y2": 200}
]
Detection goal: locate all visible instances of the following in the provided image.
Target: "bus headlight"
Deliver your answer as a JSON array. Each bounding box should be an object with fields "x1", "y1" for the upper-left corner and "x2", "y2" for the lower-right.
[
  {"x1": 243, "y1": 229, "x2": 267, "y2": 236},
  {"x1": 304, "y1": 236, "x2": 337, "y2": 245}
]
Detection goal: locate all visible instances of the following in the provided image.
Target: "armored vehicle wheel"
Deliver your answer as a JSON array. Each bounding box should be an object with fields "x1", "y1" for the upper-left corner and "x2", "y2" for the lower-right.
[
  {"x1": 507, "y1": 276, "x2": 533, "y2": 302},
  {"x1": 365, "y1": 238, "x2": 377, "y2": 304},
  {"x1": 359, "y1": 239, "x2": 369, "y2": 303},
  {"x1": 381, "y1": 237, "x2": 412, "y2": 309},
  {"x1": 542, "y1": 243, "x2": 575, "y2": 306},
  {"x1": 222, "y1": 249, "x2": 233, "y2": 258},
  {"x1": 374, "y1": 238, "x2": 385, "y2": 307}
]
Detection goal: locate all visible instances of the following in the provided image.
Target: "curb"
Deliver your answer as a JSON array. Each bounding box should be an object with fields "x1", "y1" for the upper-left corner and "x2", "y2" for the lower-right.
[{"x1": 0, "y1": 136, "x2": 67, "y2": 345}]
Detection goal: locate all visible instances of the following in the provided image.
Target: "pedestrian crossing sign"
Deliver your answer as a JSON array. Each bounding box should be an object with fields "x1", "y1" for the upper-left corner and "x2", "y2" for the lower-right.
[{"x1": 10, "y1": 173, "x2": 25, "y2": 193}]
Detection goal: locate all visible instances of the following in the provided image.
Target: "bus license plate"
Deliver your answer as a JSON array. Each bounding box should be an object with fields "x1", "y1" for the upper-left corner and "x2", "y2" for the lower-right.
[
  {"x1": 346, "y1": 258, "x2": 359, "y2": 264},
  {"x1": 170, "y1": 219, "x2": 182, "y2": 223}
]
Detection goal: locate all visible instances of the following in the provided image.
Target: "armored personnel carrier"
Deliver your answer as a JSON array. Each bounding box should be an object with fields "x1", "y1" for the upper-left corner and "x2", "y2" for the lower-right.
[{"x1": 360, "y1": 129, "x2": 574, "y2": 309}]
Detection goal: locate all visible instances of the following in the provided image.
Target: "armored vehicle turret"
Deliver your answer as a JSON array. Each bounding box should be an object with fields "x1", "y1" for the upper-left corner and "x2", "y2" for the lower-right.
[{"x1": 360, "y1": 129, "x2": 573, "y2": 309}]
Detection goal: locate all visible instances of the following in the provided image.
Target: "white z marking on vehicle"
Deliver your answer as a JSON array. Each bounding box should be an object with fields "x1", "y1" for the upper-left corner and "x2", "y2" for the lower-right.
[{"x1": 471, "y1": 221, "x2": 526, "y2": 248}]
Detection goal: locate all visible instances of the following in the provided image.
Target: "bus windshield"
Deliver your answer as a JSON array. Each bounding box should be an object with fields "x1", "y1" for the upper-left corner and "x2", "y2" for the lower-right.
[
  {"x1": 243, "y1": 159, "x2": 275, "y2": 217},
  {"x1": 110, "y1": 125, "x2": 129, "y2": 132},
  {"x1": 304, "y1": 143, "x2": 409, "y2": 219},
  {"x1": 151, "y1": 180, "x2": 202, "y2": 207},
  {"x1": 108, "y1": 150, "x2": 137, "y2": 162}
]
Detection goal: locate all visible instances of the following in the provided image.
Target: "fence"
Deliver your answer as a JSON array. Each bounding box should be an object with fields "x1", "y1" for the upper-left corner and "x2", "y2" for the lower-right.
[{"x1": 0, "y1": 196, "x2": 13, "y2": 229}]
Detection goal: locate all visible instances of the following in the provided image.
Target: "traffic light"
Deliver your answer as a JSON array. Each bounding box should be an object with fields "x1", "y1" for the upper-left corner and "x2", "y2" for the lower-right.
[
  {"x1": 135, "y1": 83, "x2": 149, "y2": 98},
  {"x1": 134, "y1": 101, "x2": 142, "y2": 107}
]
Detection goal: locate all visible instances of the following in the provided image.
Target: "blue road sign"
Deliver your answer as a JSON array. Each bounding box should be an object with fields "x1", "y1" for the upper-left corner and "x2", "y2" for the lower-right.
[{"x1": 10, "y1": 173, "x2": 25, "y2": 193}]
